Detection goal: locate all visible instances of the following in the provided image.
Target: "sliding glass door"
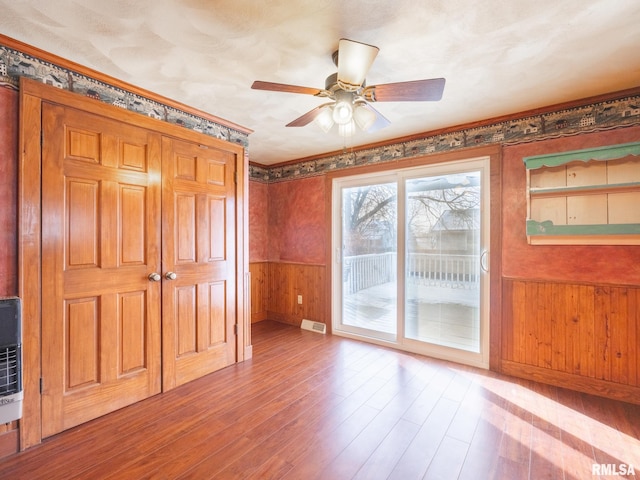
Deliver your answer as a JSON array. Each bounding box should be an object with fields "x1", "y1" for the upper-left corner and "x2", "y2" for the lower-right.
[
  {"x1": 332, "y1": 157, "x2": 490, "y2": 367},
  {"x1": 339, "y1": 178, "x2": 398, "y2": 341}
]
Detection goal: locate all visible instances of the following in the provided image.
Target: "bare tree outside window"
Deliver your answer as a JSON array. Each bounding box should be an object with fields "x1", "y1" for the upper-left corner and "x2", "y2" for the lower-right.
[
  {"x1": 342, "y1": 183, "x2": 397, "y2": 256},
  {"x1": 342, "y1": 174, "x2": 480, "y2": 257},
  {"x1": 407, "y1": 174, "x2": 481, "y2": 254}
]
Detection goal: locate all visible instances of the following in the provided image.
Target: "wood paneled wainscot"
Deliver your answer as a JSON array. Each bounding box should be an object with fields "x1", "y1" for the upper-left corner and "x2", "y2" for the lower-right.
[
  {"x1": 501, "y1": 278, "x2": 640, "y2": 404},
  {"x1": 250, "y1": 262, "x2": 326, "y2": 328},
  {"x1": 249, "y1": 262, "x2": 268, "y2": 323}
]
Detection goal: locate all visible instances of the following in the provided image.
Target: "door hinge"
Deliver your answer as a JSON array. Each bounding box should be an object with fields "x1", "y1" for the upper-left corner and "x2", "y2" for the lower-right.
[
  {"x1": 234, "y1": 171, "x2": 238, "y2": 184},
  {"x1": 40, "y1": 377, "x2": 44, "y2": 394},
  {"x1": 234, "y1": 324, "x2": 238, "y2": 335}
]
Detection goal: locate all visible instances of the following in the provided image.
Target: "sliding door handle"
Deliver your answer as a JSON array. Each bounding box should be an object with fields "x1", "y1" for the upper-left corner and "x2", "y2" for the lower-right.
[{"x1": 480, "y1": 250, "x2": 489, "y2": 273}]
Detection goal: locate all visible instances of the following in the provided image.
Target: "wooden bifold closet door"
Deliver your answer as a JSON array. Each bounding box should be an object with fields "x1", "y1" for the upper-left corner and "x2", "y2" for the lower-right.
[
  {"x1": 41, "y1": 103, "x2": 162, "y2": 437},
  {"x1": 161, "y1": 136, "x2": 237, "y2": 391},
  {"x1": 40, "y1": 102, "x2": 237, "y2": 438}
]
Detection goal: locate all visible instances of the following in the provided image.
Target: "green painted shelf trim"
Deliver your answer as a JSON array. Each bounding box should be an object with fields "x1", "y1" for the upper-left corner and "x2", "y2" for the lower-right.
[
  {"x1": 526, "y1": 220, "x2": 640, "y2": 236},
  {"x1": 530, "y1": 181, "x2": 640, "y2": 195},
  {"x1": 523, "y1": 141, "x2": 640, "y2": 170}
]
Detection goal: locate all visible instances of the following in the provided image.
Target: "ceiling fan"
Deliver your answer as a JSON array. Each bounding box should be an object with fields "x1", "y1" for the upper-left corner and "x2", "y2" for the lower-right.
[{"x1": 251, "y1": 38, "x2": 445, "y2": 136}]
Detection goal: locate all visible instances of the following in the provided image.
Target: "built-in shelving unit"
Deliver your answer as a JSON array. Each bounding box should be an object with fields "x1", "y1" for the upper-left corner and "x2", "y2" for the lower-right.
[{"x1": 524, "y1": 141, "x2": 640, "y2": 245}]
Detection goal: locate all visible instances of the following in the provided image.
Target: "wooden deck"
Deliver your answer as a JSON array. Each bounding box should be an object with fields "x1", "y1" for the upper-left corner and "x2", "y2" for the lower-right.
[
  {"x1": 343, "y1": 282, "x2": 480, "y2": 351},
  {"x1": 1, "y1": 320, "x2": 639, "y2": 479}
]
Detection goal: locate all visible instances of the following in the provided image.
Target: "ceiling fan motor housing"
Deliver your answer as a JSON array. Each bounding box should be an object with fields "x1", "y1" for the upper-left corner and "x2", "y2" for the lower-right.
[{"x1": 324, "y1": 72, "x2": 365, "y2": 93}]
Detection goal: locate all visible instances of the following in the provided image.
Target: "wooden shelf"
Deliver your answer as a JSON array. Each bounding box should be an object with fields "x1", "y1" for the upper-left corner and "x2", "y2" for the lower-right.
[
  {"x1": 523, "y1": 142, "x2": 640, "y2": 245},
  {"x1": 529, "y1": 182, "x2": 640, "y2": 198}
]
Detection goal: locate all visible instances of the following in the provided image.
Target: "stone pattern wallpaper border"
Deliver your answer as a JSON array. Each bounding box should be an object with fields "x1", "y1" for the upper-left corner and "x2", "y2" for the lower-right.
[
  {"x1": 250, "y1": 93, "x2": 640, "y2": 184},
  {"x1": 0, "y1": 45, "x2": 249, "y2": 149}
]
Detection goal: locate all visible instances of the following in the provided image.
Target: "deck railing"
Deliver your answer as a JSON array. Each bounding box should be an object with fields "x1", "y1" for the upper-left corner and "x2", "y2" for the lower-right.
[
  {"x1": 343, "y1": 252, "x2": 396, "y2": 294},
  {"x1": 343, "y1": 252, "x2": 479, "y2": 294},
  {"x1": 407, "y1": 253, "x2": 479, "y2": 288}
]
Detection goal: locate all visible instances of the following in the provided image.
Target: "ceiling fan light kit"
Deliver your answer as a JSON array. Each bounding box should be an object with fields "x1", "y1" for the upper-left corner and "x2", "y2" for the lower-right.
[
  {"x1": 338, "y1": 120, "x2": 356, "y2": 138},
  {"x1": 332, "y1": 90, "x2": 354, "y2": 124},
  {"x1": 353, "y1": 102, "x2": 376, "y2": 131},
  {"x1": 313, "y1": 102, "x2": 375, "y2": 137},
  {"x1": 315, "y1": 107, "x2": 335, "y2": 133},
  {"x1": 251, "y1": 38, "x2": 445, "y2": 137}
]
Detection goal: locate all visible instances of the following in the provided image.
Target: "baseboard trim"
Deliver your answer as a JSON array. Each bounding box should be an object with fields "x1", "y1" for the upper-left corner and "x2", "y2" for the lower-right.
[{"x1": 500, "y1": 359, "x2": 640, "y2": 405}]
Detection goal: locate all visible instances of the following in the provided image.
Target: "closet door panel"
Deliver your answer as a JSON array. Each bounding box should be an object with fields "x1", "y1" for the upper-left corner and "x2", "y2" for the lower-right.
[
  {"x1": 41, "y1": 103, "x2": 162, "y2": 438},
  {"x1": 161, "y1": 136, "x2": 237, "y2": 390}
]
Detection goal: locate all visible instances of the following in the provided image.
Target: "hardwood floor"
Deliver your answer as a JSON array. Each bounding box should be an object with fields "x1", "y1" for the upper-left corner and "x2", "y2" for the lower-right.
[{"x1": 2, "y1": 320, "x2": 639, "y2": 479}]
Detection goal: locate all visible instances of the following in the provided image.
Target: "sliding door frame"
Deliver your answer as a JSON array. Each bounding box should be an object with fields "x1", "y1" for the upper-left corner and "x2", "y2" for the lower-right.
[
  {"x1": 332, "y1": 171, "x2": 400, "y2": 342},
  {"x1": 325, "y1": 145, "x2": 502, "y2": 368}
]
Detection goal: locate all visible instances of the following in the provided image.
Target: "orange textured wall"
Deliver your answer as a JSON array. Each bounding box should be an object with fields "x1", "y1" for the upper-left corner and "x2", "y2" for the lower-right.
[
  {"x1": 0, "y1": 87, "x2": 18, "y2": 296},
  {"x1": 249, "y1": 180, "x2": 269, "y2": 262},
  {"x1": 502, "y1": 126, "x2": 640, "y2": 286},
  {"x1": 267, "y1": 175, "x2": 326, "y2": 265}
]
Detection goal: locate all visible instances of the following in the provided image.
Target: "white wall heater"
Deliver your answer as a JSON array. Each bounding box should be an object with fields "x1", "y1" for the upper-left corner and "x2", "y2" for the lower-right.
[{"x1": 0, "y1": 297, "x2": 22, "y2": 424}]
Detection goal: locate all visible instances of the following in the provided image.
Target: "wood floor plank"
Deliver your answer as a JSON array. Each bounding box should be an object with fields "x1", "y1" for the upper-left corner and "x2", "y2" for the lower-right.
[
  {"x1": 445, "y1": 380, "x2": 485, "y2": 444},
  {"x1": 457, "y1": 417, "x2": 504, "y2": 480},
  {"x1": 554, "y1": 388, "x2": 599, "y2": 480},
  {"x1": 401, "y1": 368, "x2": 455, "y2": 426},
  {"x1": 578, "y1": 393, "x2": 640, "y2": 470},
  {"x1": 497, "y1": 378, "x2": 534, "y2": 471},
  {"x1": 283, "y1": 404, "x2": 382, "y2": 479},
  {"x1": 387, "y1": 397, "x2": 459, "y2": 480},
  {"x1": 88, "y1": 334, "x2": 341, "y2": 478},
  {"x1": 278, "y1": 362, "x2": 426, "y2": 478},
  {"x1": 315, "y1": 379, "x2": 424, "y2": 479},
  {"x1": 352, "y1": 418, "x2": 420, "y2": 480},
  {"x1": 179, "y1": 385, "x2": 341, "y2": 479},
  {"x1": 0, "y1": 320, "x2": 639, "y2": 479},
  {"x1": 119, "y1": 340, "x2": 344, "y2": 478},
  {"x1": 455, "y1": 370, "x2": 509, "y2": 480},
  {"x1": 423, "y1": 435, "x2": 469, "y2": 480}
]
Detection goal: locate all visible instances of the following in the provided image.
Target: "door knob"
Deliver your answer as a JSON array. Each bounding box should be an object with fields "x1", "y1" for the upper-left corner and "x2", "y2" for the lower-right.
[
  {"x1": 165, "y1": 271, "x2": 177, "y2": 280},
  {"x1": 148, "y1": 272, "x2": 161, "y2": 282}
]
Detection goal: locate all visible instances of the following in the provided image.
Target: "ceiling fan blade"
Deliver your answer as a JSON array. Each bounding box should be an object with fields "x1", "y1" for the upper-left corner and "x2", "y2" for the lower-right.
[
  {"x1": 360, "y1": 103, "x2": 391, "y2": 132},
  {"x1": 251, "y1": 80, "x2": 327, "y2": 97},
  {"x1": 286, "y1": 103, "x2": 334, "y2": 127},
  {"x1": 362, "y1": 78, "x2": 446, "y2": 102},
  {"x1": 337, "y1": 39, "x2": 379, "y2": 91}
]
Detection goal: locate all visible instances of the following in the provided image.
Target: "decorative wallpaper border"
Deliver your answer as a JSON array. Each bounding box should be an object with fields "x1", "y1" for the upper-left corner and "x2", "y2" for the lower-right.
[
  {"x1": 0, "y1": 45, "x2": 249, "y2": 149},
  {"x1": 1, "y1": 38, "x2": 636, "y2": 183},
  {"x1": 250, "y1": 92, "x2": 640, "y2": 183}
]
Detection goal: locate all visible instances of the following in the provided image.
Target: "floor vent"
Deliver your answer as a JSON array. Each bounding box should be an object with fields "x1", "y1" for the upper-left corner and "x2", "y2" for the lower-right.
[{"x1": 300, "y1": 319, "x2": 326, "y2": 334}]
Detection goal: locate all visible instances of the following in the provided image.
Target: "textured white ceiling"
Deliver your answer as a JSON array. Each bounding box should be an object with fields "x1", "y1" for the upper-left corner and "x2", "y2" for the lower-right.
[{"x1": 1, "y1": 0, "x2": 639, "y2": 165}]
